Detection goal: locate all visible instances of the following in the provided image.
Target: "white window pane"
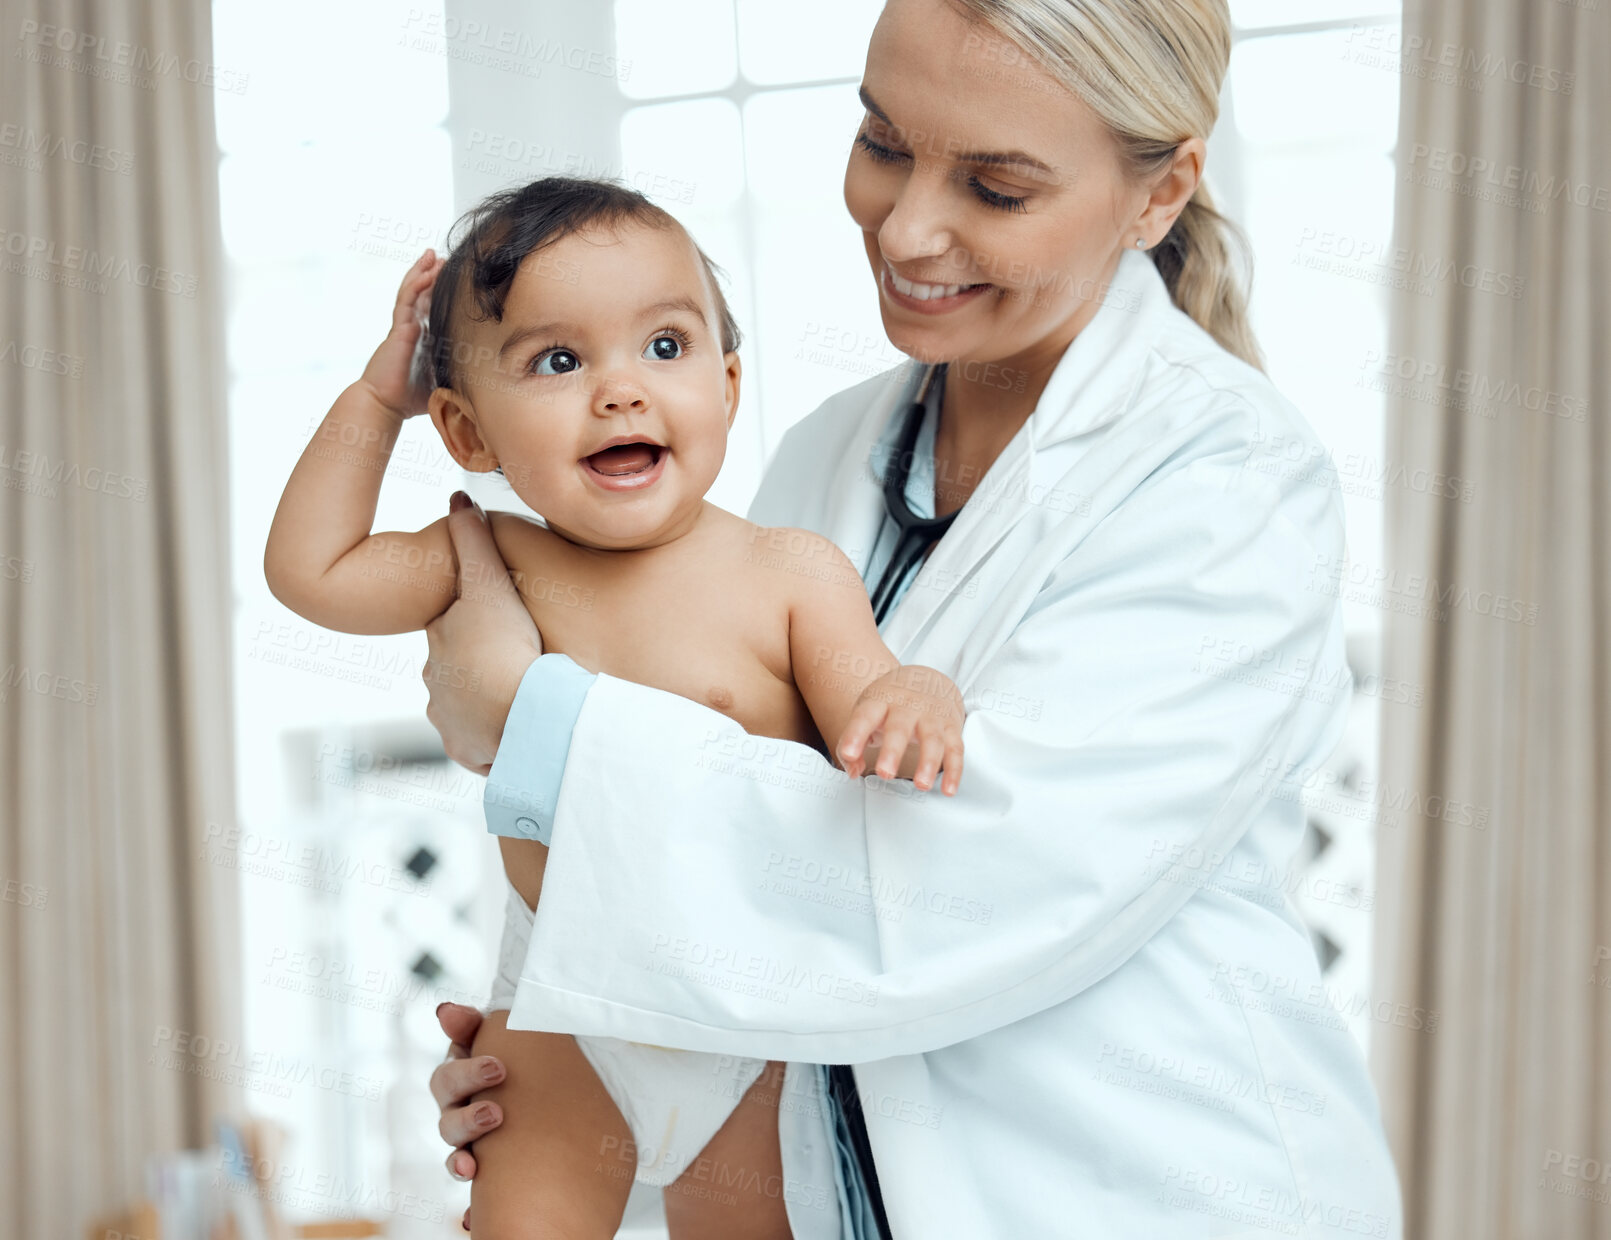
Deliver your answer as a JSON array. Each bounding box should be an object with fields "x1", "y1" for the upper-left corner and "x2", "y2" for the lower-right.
[
  {"x1": 218, "y1": 131, "x2": 454, "y2": 267},
  {"x1": 214, "y1": 0, "x2": 449, "y2": 152},
  {"x1": 620, "y1": 98, "x2": 746, "y2": 209},
  {"x1": 1232, "y1": 0, "x2": 1399, "y2": 30},
  {"x1": 736, "y1": 0, "x2": 881, "y2": 84},
  {"x1": 1240, "y1": 150, "x2": 1394, "y2": 619},
  {"x1": 744, "y1": 83, "x2": 863, "y2": 204},
  {"x1": 614, "y1": 0, "x2": 737, "y2": 99},
  {"x1": 1230, "y1": 28, "x2": 1399, "y2": 150},
  {"x1": 744, "y1": 86, "x2": 894, "y2": 455}
]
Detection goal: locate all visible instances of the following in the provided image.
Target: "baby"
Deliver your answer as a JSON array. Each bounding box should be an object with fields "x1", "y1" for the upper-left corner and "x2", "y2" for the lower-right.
[{"x1": 264, "y1": 176, "x2": 965, "y2": 1238}]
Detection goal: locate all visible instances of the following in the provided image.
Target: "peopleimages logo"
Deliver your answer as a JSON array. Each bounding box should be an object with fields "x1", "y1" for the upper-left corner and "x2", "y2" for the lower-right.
[
  {"x1": 760, "y1": 850, "x2": 994, "y2": 925},
  {"x1": 1406, "y1": 143, "x2": 1609, "y2": 215},
  {"x1": 1341, "y1": 24, "x2": 1575, "y2": 95},
  {"x1": 15, "y1": 19, "x2": 251, "y2": 94},
  {"x1": 646, "y1": 933, "x2": 880, "y2": 1008},
  {"x1": 0, "y1": 228, "x2": 199, "y2": 296},
  {"x1": 1159, "y1": 1165, "x2": 1391, "y2": 1238},
  {"x1": 1207, "y1": 960, "x2": 1440, "y2": 1035},
  {"x1": 1359, "y1": 349, "x2": 1588, "y2": 423},
  {"x1": 0, "y1": 123, "x2": 134, "y2": 174}
]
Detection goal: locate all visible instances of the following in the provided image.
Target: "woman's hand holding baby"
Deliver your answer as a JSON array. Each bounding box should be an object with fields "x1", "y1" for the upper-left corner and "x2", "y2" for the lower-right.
[
  {"x1": 422, "y1": 493, "x2": 544, "y2": 776},
  {"x1": 837, "y1": 664, "x2": 966, "y2": 795}
]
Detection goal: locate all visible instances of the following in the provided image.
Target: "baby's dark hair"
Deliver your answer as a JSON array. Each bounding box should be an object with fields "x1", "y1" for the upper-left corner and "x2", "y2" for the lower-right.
[{"x1": 425, "y1": 176, "x2": 742, "y2": 392}]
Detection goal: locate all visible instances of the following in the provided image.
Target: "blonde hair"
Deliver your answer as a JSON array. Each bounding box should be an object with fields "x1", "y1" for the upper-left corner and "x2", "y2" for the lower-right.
[{"x1": 951, "y1": 0, "x2": 1264, "y2": 370}]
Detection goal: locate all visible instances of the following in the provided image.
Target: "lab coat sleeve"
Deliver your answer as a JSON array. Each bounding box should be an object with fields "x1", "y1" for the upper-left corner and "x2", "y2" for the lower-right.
[
  {"x1": 507, "y1": 435, "x2": 1349, "y2": 1062},
  {"x1": 483, "y1": 653, "x2": 597, "y2": 842}
]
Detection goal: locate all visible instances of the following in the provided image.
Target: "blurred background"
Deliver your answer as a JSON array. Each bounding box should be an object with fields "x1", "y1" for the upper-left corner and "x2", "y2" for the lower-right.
[{"x1": 2, "y1": 0, "x2": 1605, "y2": 1236}]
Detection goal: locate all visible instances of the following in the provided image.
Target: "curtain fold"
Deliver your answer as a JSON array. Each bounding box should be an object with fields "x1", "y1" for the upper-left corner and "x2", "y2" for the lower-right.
[
  {"x1": 0, "y1": 0, "x2": 242, "y2": 1233},
  {"x1": 1374, "y1": 1, "x2": 1610, "y2": 1237}
]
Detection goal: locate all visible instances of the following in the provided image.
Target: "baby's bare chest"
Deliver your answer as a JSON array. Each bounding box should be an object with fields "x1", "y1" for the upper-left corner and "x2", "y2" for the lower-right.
[{"x1": 502, "y1": 536, "x2": 819, "y2": 747}]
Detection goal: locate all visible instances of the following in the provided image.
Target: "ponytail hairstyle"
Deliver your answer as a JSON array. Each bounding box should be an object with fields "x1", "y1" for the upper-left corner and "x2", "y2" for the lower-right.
[{"x1": 950, "y1": 0, "x2": 1263, "y2": 370}]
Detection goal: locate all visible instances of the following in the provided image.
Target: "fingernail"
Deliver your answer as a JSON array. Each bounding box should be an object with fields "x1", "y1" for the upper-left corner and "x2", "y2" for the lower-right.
[
  {"x1": 479, "y1": 1060, "x2": 503, "y2": 1084},
  {"x1": 447, "y1": 1154, "x2": 470, "y2": 1182},
  {"x1": 435, "y1": 1001, "x2": 449, "y2": 1018},
  {"x1": 450, "y1": 490, "x2": 470, "y2": 513},
  {"x1": 474, "y1": 1103, "x2": 495, "y2": 1127}
]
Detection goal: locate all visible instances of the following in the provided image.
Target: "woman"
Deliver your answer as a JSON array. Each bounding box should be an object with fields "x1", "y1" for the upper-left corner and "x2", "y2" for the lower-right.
[{"x1": 425, "y1": 0, "x2": 1403, "y2": 1235}]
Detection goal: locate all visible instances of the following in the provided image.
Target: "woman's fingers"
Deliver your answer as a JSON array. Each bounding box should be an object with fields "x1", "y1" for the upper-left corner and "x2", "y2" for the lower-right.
[
  {"x1": 446, "y1": 1147, "x2": 478, "y2": 1185},
  {"x1": 429, "y1": 1051, "x2": 504, "y2": 1110},
  {"x1": 437, "y1": 1001, "x2": 484, "y2": 1054},
  {"x1": 421, "y1": 496, "x2": 543, "y2": 772},
  {"x1": 438, "y1": 1094, "x2": 503, "y2": 1152}
]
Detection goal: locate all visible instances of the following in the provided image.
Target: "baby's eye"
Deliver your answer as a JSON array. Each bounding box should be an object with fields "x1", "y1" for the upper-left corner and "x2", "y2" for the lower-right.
[
  {"x1": 532, "y1": 349, "x2": 579, "y2": 376},
  {"x1": 645, "y1": 335, "x2": 683, "y2": 361}
]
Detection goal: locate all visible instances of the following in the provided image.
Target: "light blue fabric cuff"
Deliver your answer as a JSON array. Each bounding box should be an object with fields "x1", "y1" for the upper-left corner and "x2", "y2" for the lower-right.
[{"x1": 483, "y1": 653, "x2": 596, "y2": 845}]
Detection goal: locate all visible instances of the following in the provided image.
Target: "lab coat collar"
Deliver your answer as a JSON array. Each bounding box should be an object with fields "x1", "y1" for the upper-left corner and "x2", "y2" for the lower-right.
[
  {"x1": 1027, "y1": 246, "x2": 1171, "y2": 451},
  {"x1": 857, "y1": 245, "x2": 1170, "y2": 460},
  {"x1": 863, "y1": 249, "x2": 1172, "y2": 656}
]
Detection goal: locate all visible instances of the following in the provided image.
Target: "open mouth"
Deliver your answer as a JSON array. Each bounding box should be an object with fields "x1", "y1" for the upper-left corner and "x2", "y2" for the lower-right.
[
  {"x1": 882, "y1": 263, "x2": 992, "y2": 312},
  {"x1": 585, "y1": 441, "x2": 663, "y2": 476},
  {"x1": 581, "y1": 439, "x2": 667, "y2": 491}
]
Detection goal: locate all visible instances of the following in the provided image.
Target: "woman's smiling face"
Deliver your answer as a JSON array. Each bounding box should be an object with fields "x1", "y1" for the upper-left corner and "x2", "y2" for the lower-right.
[{"x1": 843, "y1": 0, "x2": 1152, "y2": 375}]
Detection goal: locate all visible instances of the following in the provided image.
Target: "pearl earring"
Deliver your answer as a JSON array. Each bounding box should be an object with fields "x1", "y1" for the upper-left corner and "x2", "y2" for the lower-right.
[{"x1": 1135, "y1": 238, "x2": 1147, "y2": 249}]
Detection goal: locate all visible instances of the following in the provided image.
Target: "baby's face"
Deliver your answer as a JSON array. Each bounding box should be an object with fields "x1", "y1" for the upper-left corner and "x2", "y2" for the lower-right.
[{"x1": 433, "y1": 221, "x2": 740, "y2": 551}]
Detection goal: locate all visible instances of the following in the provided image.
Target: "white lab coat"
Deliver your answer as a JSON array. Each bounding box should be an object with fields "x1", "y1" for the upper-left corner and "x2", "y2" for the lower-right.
[{"x1": 508, "y1": 248, "x2": 1403, "y2": 1238}]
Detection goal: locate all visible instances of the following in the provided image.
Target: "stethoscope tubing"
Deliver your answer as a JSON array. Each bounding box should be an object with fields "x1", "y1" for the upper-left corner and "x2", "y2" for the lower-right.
[{"x1": 869, "y1": 363, "x2": 959, "y2": 625}]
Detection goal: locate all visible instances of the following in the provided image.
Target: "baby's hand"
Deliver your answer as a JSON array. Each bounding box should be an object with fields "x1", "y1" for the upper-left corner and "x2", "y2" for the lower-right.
[
  {"x1": 837, "y1": 665, "x2": 965, "y2": 795},
  {"x1": 359, "y1": 249, "x2": 442, "y2": 418}
]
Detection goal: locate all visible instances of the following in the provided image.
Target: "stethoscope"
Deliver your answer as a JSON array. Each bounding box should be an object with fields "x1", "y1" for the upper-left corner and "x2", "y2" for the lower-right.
[{"x1": 868, "y1": 362, "x2": 960, "y2": 625}]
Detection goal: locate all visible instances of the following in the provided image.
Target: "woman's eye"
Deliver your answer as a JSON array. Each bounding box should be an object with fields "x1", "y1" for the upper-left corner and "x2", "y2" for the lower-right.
[
  {"x1": 855, "y1": 131, "x2": 909, "y2": 166},
  {"x1": 969, "y1": 177, "x2": 1028, "y2": 214},
  {"x1": 531, "y1": 349, "x2": 579, "y2": 376},
  {"x1": 645, "y1": 335, "x2": 683, "y2": 361},
  {"x1": 859, "y1": 125, "x2": 1024, "y2": 213}
]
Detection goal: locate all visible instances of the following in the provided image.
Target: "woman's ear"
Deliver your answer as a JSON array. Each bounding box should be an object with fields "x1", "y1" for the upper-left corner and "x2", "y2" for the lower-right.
[
  {"x1": 428, "y1": 387, "x2": 500, "y2": 472},
  {"x1": 723, "y1": 351, "x2": 742, "y2": 431},
  {"x1": 1136, "y1": 136, "x2": 1206, "y2": 240}
]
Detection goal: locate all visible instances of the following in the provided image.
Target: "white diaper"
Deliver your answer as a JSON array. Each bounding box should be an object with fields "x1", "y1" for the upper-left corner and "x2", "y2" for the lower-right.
[{"x1": 490, "y1": 880, "x2": 769, "y2": 1188}]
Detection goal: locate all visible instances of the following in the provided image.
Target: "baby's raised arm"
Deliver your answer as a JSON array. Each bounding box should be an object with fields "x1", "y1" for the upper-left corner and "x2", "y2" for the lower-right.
[
  {"x1": 779, "y1": 529, "x2": 966, "y2": 795},
  {"x1": 265, "y1": 252, "x2": 461, "y2": 635}
]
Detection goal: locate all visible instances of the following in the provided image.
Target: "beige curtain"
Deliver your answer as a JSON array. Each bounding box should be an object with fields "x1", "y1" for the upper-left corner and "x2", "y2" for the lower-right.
[
  {"x1": 1373, "y1": 1, "x2": 1610, "y2": 1237},
  {"x1": 0, "y1": 0, "x2": 242, "y2": 1234}
]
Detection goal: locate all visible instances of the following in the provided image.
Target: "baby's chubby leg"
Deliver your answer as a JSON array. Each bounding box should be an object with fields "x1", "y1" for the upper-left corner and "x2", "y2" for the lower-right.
[
  {"x1": 661, "y1": 1059, "x2": 795, "y2": 1240},
  {"x1": 467, "y1": 1011, "x2": 636, "y2": 1240}
]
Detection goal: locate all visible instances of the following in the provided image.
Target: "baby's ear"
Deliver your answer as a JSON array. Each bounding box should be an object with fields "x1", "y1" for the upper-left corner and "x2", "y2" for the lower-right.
[
  {"x1": 428, "y1": 388, "x2": 499, "y2": 472},
  {"x1": 722, "y1": 350, "x2": 742, "y2": 430}
]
